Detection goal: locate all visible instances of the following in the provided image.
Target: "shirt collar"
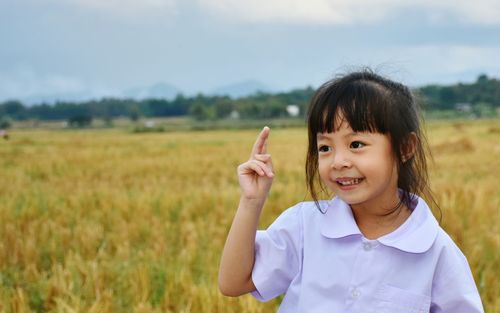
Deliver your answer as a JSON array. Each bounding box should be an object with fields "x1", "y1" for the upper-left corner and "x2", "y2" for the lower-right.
[
  {"x1": 320, "y1": 195, "x2": 439, "y2": 254},
  {"x1": 320, "y1": 197, "x2": 362, "y2": 238}
]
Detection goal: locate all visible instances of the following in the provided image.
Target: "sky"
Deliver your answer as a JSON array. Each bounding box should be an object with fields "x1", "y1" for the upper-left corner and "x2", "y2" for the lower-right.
[{"x1": 1, "y1": 0, "x2": 500, "y2": 103}]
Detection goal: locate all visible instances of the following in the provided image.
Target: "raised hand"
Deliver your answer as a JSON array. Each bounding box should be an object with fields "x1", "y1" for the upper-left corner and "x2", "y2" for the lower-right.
[{"x1": 237, "y1": 126, "x2": 274, "y2": 202}]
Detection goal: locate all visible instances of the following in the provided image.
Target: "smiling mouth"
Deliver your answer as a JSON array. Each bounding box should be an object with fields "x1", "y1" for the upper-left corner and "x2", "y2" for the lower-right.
[{"x1": 336, "y1": 178, "x2": 364, "y2": 186}]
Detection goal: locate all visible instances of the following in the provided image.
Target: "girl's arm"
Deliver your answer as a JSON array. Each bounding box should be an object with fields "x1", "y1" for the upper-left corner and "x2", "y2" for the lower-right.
[{"x1": 218, "y1": 127, "x2": 274, "y2": 297}]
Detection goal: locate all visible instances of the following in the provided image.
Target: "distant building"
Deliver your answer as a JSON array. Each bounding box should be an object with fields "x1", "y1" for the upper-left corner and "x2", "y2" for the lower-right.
[
  {"x1": 455, "y1": 103, "x2": 472, "y2": 113},
  {"x1": 286, "y1": 105, "x2": 300, "y2": 117},
  {"x1": 229, "y1": 110, "x2": 240, "y2": 119},
  {"x1": 144, "y1": 120, "x2": 155, "y2": 128}
]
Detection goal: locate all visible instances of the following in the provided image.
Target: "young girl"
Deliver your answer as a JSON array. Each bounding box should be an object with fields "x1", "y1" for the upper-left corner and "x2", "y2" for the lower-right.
[{"x1": 218, "y1": 70, "x2": 484, "y2": 312}]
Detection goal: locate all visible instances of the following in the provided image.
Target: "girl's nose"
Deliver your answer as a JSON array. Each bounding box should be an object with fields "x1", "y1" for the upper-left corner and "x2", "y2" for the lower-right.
[{"x1": 331, "y1": 151, "x2": 351, "y2": 170}]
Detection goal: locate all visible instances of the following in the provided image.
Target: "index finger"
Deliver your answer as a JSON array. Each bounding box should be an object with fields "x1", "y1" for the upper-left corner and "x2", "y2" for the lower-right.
[{"x1": 250, "y1": 126, "x2": 270, "y2": 158}]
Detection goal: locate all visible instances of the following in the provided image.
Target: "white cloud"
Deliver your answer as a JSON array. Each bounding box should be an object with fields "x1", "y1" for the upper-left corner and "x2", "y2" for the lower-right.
[
  {"x1": 407, "y1": 45, "x2": 500, "y2": 76},
  {"x1": 25, "y1": 0, "x2": 500, "y2": 24},
  {"x1": 197, "y1": 0, "x2": 500, "y2": 25},
  {"x1": 55, "y1": 0, "x2": 177, "y2": 18},
  {"x1": 439, "y1": 0, "x2": 500, "y2": 25},
  {"x1": 0, "y1": 67, "x2": 99, "y2": 103},
  {"x1": 0, "y1": 68, "x2": 82, "y2": 98},
  {"x1": 196, "y1": 0, "x2": 394, "y2": 25},
  {"x1": 352, "y1": 44, "x2": 500, "y2": 85}
]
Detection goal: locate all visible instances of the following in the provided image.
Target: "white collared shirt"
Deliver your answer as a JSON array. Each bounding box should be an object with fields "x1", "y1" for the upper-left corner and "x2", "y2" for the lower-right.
[{"x1": 251, "y1": 196, "x2": 484, "y2": 312}]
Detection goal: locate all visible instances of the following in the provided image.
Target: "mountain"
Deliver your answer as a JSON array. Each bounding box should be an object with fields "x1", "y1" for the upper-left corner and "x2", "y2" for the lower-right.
[
  {"x1": 123, "y1": 82, "x2": 180, "y2": 100},
  {"x1": 21, "y1": 90, "x2": 109, "y2": 106},
  {"x1": 211, "y1": 80, "x2": 273, "y2": 98},
  {"x1": 9, "y1": 80, "x2": 272, "y2": 105}
]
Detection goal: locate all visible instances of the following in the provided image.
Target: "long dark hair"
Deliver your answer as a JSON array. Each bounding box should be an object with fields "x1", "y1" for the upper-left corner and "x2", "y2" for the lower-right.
[{"x1": 306, "y1": 69, "x2": 439, "y2": 216}]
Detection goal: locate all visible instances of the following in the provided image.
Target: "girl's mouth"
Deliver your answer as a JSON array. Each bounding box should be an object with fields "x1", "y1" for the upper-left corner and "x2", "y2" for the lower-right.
[{"x1": 336, "y1": 178, "x2": 364, "y2": 186}]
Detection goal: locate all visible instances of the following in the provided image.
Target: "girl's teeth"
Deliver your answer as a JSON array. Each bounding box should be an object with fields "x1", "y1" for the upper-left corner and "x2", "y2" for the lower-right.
[{"x1": 339, "y1": 178, "x2": 360, "y2": 185}]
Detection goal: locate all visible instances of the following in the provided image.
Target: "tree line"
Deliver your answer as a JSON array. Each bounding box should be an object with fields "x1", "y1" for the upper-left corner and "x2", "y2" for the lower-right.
[{"x1": 0, "y1": 74, "x2": 499, "y2": 128}]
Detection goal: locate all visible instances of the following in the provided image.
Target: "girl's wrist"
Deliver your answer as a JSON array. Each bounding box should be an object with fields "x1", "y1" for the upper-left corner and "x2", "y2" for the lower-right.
[{"x1": 239, "y1": 196, "x2": 266, "y2": 212}]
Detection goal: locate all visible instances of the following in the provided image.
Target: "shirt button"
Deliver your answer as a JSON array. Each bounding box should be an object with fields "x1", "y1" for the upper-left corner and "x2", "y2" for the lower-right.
[
  {"x1": 351, "y1": 288, "x2": 361, "y2": 299},
  {"x1": 363, "y1": 242, "x2": 372, "y2": 251}
]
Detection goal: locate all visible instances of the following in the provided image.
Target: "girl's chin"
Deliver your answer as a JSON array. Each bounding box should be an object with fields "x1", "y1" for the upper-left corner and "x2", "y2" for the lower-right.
[{"x1": 334, "y1": 192, "x2": 365, "y2": 206}]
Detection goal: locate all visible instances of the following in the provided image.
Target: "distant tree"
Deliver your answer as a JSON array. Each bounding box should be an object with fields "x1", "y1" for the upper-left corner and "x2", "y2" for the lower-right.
[
  {"x1": 190, "y1": 102, "x2": 212, "y2": 121},
  {"x1": 437, "y1": 87, "x2": 456, "y2": 110},
  {"x1": 129, "y1": 105, "x2": 141, "y2": 122},
  {"x1": 476, "y1": 74, "x2": 488, "y2": 85},
  {"x1": 3, "y1": 76, "x2": 498, "y2": 122},
  {"x1": 0, "y1": 100, "x2": 26, "y2": 119},
  {"x1": 27, "y1": 103, "x2": 55, "y2": 120},
  {"x1": 68, "y1": 114, "x2": 92, "y2": 128},
  {"x1": 103, "y1": 115, "x2": 114, "y2": 127},
  {"x1": 214, "y1": 98, "x2": 234, "y2": 118},
  {"x1": 472, "y1": 102, "x2": 496, "y2": 118},
  {"x1": 261, "y1": 98, "x2": 287, "y2": 118},
  {"x1": 171, "y1": 94, "x2": 191, "y2": 115},
  {"x1": 238, "y1": 100, "x2": 260, "y2": 119},
  {"x1": 0, "y1": 116, "x2": 12, "y2": 129}
]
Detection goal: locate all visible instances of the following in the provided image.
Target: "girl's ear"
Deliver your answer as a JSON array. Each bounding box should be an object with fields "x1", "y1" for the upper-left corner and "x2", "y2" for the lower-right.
[{"x1": 401, "y1": 132, "x2": 418, "y2": 162}]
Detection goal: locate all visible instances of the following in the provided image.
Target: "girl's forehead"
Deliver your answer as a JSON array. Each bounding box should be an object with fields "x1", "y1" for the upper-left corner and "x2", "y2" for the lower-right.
[
  {"x1": 317, "y1": 105, "x2": 385, "y2": 135},
  {"x1": 316, "y1": 129, "x2": 390, "y2": 146},
  {"x1": 316, "y1": 122, "x2": 387, "y2": 138},
  {"x1": 316, "y1": 125, "x2": 358, "y2": 138},
  {"x1": 321, "y1": 109, "x2": 346, "y2": 128},
  {"x1": 321, "y1": 111, "x2": 352, "y2": 132}
]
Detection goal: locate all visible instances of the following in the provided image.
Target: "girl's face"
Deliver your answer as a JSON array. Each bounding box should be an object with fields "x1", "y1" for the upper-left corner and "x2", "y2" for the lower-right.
[{"x1": 317, "y1": 118, "x2": 400, "y2": 213}]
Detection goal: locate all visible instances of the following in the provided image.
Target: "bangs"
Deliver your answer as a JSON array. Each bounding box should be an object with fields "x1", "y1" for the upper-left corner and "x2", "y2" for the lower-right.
[{"x1": 310, "y1": 80, "x2": 392, "y2": 135}]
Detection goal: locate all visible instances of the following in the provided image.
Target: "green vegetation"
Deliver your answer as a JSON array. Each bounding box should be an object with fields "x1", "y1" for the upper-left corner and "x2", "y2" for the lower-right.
[
  {"x1": 1, "y1": 74, "x2": 498, "y2": 127},
  {"x1": 0, "y1": 116, "x2": 12, "y2": 129}
]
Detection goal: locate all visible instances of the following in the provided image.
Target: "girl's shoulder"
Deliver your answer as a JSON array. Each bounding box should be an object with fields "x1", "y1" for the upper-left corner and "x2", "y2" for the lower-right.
[
  {"x1": 272, "y1": 198, "x2": 346, "y2": 234},
  {"x1": 433, "y1": 227, "x2": 471, "y2": 266},
  {"x1": 430, "y1": 228, "x2": 482, "y2": 302},
  {"x1": 269, "y1": 200, "x2": 331, "y2": 229},
  {"x1": 280, "y1": 199, "x2": 334, "y2": 220}
]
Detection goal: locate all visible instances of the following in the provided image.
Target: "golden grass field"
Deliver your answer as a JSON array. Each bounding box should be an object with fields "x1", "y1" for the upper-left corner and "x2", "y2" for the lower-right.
[{"x1": 0, "y1": 119, "x2": 498, "y2": 312}]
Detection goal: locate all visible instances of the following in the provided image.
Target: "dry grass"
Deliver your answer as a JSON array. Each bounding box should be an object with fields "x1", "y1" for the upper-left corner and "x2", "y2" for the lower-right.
[{"x1": 0, "y1": 119, "x2": 498, "y2": 312}]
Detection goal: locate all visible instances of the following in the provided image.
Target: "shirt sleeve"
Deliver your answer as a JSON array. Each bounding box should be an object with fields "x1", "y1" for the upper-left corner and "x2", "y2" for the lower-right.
[
  {"x1": 251, "y1": 203, "x2": 303, "y2": 302},
  {"x1": 430, "y1": 235, "x2": 484, "y2": 313}
]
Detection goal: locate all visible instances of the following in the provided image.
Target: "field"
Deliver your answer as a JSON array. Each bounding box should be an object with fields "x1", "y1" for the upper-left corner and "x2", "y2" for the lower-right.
[{"x1": 0, "y1": 119, "x2": 498, "y2": 312}]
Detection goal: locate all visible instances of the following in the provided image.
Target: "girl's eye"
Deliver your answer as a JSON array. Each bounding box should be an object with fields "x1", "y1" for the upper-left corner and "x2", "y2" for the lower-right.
[
  {"x1": 318, "y1": 145, "x2": 331, "y2": 153},
  {"x1": 350, "y1": 141, "x2": 365, "y2": 149}
]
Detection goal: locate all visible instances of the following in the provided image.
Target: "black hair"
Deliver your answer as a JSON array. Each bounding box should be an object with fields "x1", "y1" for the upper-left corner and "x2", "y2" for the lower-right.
[{"x1": 306, "y1": 69, "x2": 439, "y2": 217}]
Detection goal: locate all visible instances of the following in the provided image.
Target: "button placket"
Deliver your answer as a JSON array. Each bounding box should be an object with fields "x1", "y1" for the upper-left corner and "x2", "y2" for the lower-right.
[{"x1": 345, "y1": 238, "x2": 378, "y2": 308}]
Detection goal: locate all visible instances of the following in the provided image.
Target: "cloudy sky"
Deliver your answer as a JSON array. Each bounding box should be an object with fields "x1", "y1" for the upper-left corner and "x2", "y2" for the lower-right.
[{"x1": 1, "y1": 0, "x2": 500, "y2": 102}]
